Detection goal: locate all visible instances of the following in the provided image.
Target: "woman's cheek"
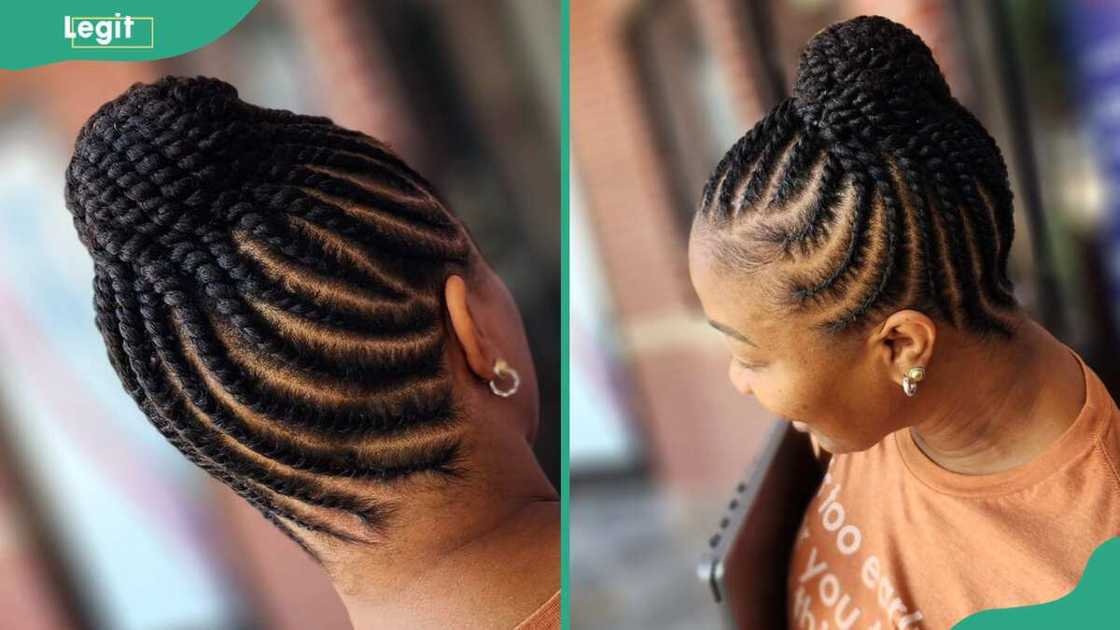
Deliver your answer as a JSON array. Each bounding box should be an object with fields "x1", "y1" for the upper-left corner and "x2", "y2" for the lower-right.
[
  {"x1": 758, "y1": 373, "x2": 811, "y2": 423},
  {"x1": 728, "y1": 361, "x2": 754, "y2": 396}
]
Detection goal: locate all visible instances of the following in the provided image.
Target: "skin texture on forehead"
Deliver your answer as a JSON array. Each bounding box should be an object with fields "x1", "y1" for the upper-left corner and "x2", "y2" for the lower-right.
[{"x1": 688, "y1": 220, "x2": 865, "y2": 361}]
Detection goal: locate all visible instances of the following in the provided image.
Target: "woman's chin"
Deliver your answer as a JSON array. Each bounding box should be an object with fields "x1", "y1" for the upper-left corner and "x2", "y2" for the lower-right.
[
  {"x1": 787, "y1": 420, "x2": 860, "y2": 454},
  {"x1": 817, "y1": 431, "x2": 882, "y2": 455}
]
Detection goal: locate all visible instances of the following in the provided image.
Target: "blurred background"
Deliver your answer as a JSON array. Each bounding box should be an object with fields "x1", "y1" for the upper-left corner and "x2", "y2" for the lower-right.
[
  {"x1": 571, "y1": 0, "x2": 1120, "y2": 628},
  {"x1": 0, "y1": 1, "x2": 558, "y2": 629}
]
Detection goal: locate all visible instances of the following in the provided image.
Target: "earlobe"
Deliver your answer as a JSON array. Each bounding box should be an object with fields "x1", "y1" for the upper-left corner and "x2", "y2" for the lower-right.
[{"x1": 444, "y1": 274, "x2": 496, "y2": 380}]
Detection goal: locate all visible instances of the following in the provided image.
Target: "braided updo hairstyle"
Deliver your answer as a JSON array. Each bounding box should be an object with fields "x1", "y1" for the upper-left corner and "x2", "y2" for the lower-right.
[
  {"x1": 64, "y1": 76, "x2": 475, "y2": 558},
  {"x1": 696, "y1": 16, "x2": 1019, "y2": 337}
]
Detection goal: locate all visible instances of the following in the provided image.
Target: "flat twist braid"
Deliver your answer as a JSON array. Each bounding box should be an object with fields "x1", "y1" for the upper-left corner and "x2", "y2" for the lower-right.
[
  {"x1": 65, "y1": 76, "x2": 474, "y2": 550},
  {"x1": 696, "y1": 16, "x2": 1018, "y2": 337}
]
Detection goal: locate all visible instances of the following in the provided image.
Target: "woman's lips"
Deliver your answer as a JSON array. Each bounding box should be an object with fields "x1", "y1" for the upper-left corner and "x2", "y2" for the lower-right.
[{"x1": 791, "y1": 420, "x2": 809, "y2": 432}]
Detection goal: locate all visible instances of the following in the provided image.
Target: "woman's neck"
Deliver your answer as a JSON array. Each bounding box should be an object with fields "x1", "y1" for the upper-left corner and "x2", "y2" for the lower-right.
[
  {"x1": 909, "y1": 317, "x2": 1086, "y2": 475},
  {"x1": 331, "y1": 435, "x2": 560, "y2": 630}
]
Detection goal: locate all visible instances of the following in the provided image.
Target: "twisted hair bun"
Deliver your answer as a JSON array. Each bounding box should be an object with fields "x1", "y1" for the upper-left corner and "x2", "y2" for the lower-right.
[
  {"x1": 66, "y1": 76, "x2": 450, "y2": 264},
  {"x1": 793, "y1": 16, "x2": 952, "y2": 140},
  {"x1": 68, "y1": 76, "x2": 265, "y2": 259}
]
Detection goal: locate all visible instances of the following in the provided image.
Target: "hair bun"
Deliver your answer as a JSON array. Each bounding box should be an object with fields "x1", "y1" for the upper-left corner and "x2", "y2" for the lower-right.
[
  {"x1": 792, "y1": 16, "x2": 951, "y2": 139},
  {"x1": 64, "y1": 76, "x2": 324, "y2": 263}
]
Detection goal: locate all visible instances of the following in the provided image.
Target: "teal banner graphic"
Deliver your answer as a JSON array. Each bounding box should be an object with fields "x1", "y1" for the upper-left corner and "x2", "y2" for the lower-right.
[
  {"x1": 1, "y1": 1, "x2": 259, "y2": 70},
  {"x1": 955, "y1": 537, "x2": 1120, "y2": 628}
]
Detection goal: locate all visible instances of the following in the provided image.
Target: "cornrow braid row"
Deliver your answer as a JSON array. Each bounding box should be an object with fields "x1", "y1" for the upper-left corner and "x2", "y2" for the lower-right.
[
  {"x1": 65, "y1": 76, "x2": 474, "y2": 550},
  {"x1": 695, "y1": 16, "x2": 1019, "y2": 338}
]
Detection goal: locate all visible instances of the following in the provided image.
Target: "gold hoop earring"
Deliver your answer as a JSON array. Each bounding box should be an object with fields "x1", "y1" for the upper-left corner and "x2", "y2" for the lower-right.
[
  {"x1": 489, "y1": 358, "x2": 520, "y2": 398},
  {"x1": 902, "y1": 366, "x2": 926, "y2": 397}
]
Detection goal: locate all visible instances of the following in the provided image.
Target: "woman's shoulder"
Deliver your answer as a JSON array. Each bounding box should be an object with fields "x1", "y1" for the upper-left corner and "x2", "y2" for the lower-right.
[
  {"x1": 1097, "y1": 390, "x2": 1120, "y2": 488},
  {"x1": 1078, "y1": 356, "x2": 1120, "y2": 488},
  {"x1": 513, "y1": 590, "x2": 560, "y2": 630}
]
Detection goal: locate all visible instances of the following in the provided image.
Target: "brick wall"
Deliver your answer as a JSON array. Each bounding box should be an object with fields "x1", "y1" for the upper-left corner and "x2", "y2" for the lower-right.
[{"x1": 573, "y1": 0, "x2": 778, "y2": 496}]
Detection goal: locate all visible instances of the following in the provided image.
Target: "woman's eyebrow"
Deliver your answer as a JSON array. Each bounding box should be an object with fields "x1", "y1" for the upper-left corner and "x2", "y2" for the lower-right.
[{"x1": 707, "y1": 319, "x2": 759, "y2": 348}]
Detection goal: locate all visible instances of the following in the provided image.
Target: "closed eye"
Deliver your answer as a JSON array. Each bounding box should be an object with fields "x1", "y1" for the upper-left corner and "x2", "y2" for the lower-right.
[{"x1": 734, "y1": 357, "x2": 766, "y2": 370}]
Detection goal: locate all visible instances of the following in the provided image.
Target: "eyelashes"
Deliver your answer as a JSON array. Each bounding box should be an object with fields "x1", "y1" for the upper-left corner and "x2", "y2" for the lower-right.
[{"x1": 733, "y1": 356, "x2": 767, "y2": 371}]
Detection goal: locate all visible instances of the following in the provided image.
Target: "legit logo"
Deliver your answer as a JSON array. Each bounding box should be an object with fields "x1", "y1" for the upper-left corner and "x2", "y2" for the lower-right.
[{"x1": 64, "y1": 14, "x2": 154, "y2": 48}]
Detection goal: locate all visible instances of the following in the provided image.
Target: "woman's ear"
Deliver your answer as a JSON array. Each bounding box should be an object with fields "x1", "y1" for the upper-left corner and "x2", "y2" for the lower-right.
[
  {"x1": 445, "y1": 274, "x2": 496, "y2": 380},
  {"x1": 870, "y1": 309, "x2": 936, "y2": 386}
]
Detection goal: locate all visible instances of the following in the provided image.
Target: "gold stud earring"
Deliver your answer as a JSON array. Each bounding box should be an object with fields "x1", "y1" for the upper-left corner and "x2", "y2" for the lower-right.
[
  {"x1": 489, "y1": 358, "x2": 520, "y2": 398},
  {"x1": 902, "y1": 366, "x2": 926, "y2": 397}
]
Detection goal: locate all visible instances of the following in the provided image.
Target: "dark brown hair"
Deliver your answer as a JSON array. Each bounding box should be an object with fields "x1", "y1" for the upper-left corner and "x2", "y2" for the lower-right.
[
  {"x1": 65, "y1": 75, "x2": 474, "y2": 557},
  {"x1": 696, "y1": 16, "x2": 1018, "y2": 337}
]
